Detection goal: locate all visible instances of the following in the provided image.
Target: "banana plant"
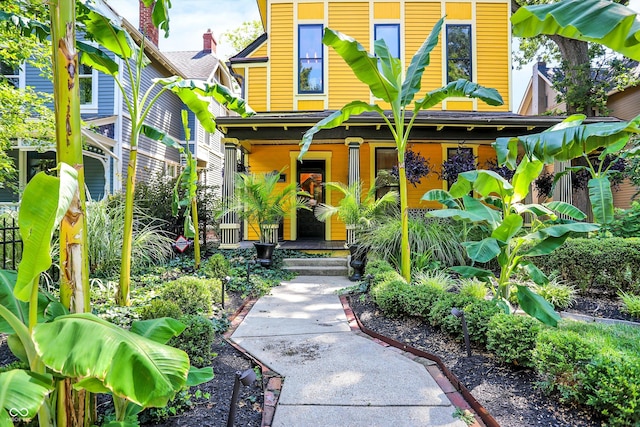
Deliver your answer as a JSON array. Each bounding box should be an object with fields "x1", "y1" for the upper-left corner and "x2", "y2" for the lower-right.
[
  {"x1": 300, "y1": 17, "x2": 503, "y2": 281},
  {"x1": 507, "y1": 0, "x2": 640, "y2": 225},
  {"x1": 0, "y1": 164, "x2": 213, "y2": 426},
  {"x1": 141, "y1": 111, "x2": 202, "y2": 269},
  {"x1": 422, "y1": 157, "x2": 599, "y2": 326}
]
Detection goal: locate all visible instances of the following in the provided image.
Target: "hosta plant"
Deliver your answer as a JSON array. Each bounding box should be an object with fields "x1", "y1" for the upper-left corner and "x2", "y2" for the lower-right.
[{"x1": 423, "y1": 157, "x2": 599, "y2": 326}]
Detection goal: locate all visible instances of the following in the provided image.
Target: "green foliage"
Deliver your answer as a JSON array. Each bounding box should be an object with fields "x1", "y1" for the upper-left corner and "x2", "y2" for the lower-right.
[
  {"x1": 534, "y1": 321, "x2": 640, "y2": 426},
  {"x1": 359, "y1": 214, "x2": 467, "y2": 270},
  {"x1": 201, "y1": 253, "x2": 230, "y2": 280},
  {"x1": 532, "y1": 237, "x2": 640, "y2": 294},
  {"x1": 413, "y1": 269, "x2": 456, "y2": 292},
  {"x1": 221, "y1": 20, "x2": 264, "y2": 55},
  {"x1": 606, "y1": 201, "x2": 640, "y2": 237},
  {"x1": 533, "y1": 275, "x2": 577, "y2": 310},
  {"x1": 87, "y1": 198, "x2": 175, "y2": 277},
  {"x1": 365, "y1": 258, "x2": 397, "y2": 278},
  {"x1": 140, "y1": 299, "x2": 183, "y2": 321},
  {"x1": 462, "y1": 300, "x2": 503, "y2": 345},
  {"x1": 401, "y1": 283, "x2": 446, "y2": 318},
  {"x1": 138, "y1": 388, "x2": 210, "y2": 424},
  {"x1": 370, "y1": 275, "x2": 409, "y2": 318},
  {"x1": 619, "y1": 291, "x2": 640, "y2": 318},
  {"x1": 486, "y1": 313, "x2": 541, "y2": 367},
  {"x1": 160, "y1": 276, "x2": 221, "y2": 316},
  {"x1": 168, "y1": 315, "x2": 215, "y2": 368},
  {"x1": 457, "y1": 278, "x2": 488, "y2": 300}
]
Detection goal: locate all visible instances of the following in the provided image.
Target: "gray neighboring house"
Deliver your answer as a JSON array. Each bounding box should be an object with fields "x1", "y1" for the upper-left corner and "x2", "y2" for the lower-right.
[{"x1": 0, "y1": 1, "x2": 236, "y2": 207}]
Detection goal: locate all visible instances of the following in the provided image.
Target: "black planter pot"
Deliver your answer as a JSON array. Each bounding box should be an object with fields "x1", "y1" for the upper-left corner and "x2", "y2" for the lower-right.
[
  {"x1": 349, "y1": 244, "x2": 368, "y2": 281},
  {"x1": 254, "y1": 242, "x2": 276, "y2": 267}
]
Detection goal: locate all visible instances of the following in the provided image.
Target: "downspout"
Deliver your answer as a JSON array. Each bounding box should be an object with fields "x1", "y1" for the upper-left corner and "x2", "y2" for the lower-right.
[{"x1": 227, "y1": 62, "x2": 246, "y2": 101}]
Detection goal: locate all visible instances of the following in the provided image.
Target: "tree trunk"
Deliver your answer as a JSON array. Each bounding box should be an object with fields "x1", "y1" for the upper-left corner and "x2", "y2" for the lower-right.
[
  {"x1": 50, "y1": 0, "x2": 93, "y2": 425},
  {"x1": 550, "y1": 36, "x2": 593, "y2": 116}
]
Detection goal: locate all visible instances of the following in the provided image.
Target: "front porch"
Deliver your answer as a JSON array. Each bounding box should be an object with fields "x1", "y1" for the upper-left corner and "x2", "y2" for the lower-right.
[{"x1": 238, "y1": 239, "x2": 347, "y2": 251}]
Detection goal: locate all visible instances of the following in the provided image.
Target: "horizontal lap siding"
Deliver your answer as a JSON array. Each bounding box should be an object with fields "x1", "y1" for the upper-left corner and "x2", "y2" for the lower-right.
[
  {"x1": 328, "y1": 2, "x2": 370, "y2": 109},
  {"x1": 476, "y1": 2, "x2": 510, "y2": 111},
  {"x1": 270, "y1": 3, "x2": 294, "y2": 110},
  {"x1": 248, "y1": 67, "x2": 268, "y2": 112},
  {"x1": 405, "y1": 2, "x2": 443, "y2": 109},
  {"x1": 249, "y1": 43, "x2": 268, "y2": 58}
]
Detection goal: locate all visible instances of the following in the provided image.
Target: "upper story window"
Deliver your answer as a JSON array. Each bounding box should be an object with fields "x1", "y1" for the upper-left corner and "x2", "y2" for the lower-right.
[
  {"x1": 78, "y1": 54, "x2": 98, "y2": 111},
  {"x1": 374, "y1": 24, "x2": 400, "y2": 59},
  {"x1": 0, "y1": 62, "x2": 21, "y2": 88},
  {"x1": 446, "y1": 24, "x2": 472, "y2": 82},
  {"x1": 298, "y1": 24, "x2": 323, "y2": 94}
]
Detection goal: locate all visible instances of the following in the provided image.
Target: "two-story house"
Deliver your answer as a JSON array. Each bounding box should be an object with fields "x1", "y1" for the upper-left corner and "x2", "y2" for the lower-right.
[
  {"x1": 215, "y1": 0, "x2": 575, "y2": 248},
  {"x1": 0, "y1": 1, "x2": 235, "y2": 208}
]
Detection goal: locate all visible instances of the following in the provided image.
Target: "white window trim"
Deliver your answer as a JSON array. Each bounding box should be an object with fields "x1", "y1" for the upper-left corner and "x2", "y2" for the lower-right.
[{"x1": 79, "y1": 67, "x2": 99, "y2": 114}]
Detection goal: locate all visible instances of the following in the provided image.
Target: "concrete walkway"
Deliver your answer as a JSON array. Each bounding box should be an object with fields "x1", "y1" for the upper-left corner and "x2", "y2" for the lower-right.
[{"x1": 229, "y1": 276, "x2": 468, "y2": 427}]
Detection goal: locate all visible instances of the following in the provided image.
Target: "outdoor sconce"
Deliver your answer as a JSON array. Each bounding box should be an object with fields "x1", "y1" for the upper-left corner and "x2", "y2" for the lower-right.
[
  {"x1": 227, "y1": 368, "x2": 257, "y2": 427},
  {"x1": 451, "y1": 307, "x2": 472, "y2": 357}
]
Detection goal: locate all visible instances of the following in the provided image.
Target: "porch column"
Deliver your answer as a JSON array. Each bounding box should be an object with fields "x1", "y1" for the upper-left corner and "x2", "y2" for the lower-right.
[
  {"x1": 553, "y1": 160, "x2": 573, "y2": 219},
  {"x1": 219, "y1": 138, "x2": 240, "y2": 249},
  {"x1": 346, "y1": 137, "x2": 363, "y2": 187}
]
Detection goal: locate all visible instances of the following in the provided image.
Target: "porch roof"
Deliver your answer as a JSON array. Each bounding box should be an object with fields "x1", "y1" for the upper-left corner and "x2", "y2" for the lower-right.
[{"x1": 217, "y1": 110, "x2": 621, "y2": 143}]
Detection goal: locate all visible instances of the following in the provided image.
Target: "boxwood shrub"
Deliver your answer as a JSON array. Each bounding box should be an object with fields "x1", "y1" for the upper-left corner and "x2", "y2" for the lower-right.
[
  {"x1": 160, "y1": 276, "x2": 223, "y2": 316},
  {"x1": 532, "y1": 237, "x2": 640, "y2": 294},
  {"x1": 486, "y1": 313, "x2": 541, "y2": 367}
]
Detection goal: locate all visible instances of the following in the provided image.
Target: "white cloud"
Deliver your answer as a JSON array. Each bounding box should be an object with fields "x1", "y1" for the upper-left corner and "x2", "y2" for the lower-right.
[{"x1": 105, "y1": 0, "x2": 260, "y2": 58}]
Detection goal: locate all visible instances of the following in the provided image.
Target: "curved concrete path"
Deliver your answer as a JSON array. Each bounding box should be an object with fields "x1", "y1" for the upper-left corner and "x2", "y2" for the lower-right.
[{"x1": 229, "y1": 276, "x2": 468, "y2": 427}]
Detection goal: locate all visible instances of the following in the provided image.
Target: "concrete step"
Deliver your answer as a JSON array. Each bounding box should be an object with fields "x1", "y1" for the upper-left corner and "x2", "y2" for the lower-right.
[
  {"x1": 282, "y1": 257, "x2": 349, "y2": 276},
  {"x1": 283, "y1": 257, "x2": 348, "y2": 267}
]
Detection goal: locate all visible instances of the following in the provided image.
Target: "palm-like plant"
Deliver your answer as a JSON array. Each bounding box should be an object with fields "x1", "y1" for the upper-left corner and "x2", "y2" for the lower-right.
[
  {"x1": 314, "y1": 182, "x2": 398, "y2": 246},
  {"x1": 231, "y1": 170, "x2": 309, "y2": 244}
]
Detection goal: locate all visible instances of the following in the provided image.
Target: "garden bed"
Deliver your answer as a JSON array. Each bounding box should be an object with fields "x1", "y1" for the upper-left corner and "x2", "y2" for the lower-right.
[{"x1": 347, "y1": 293, "x2": 627, "y2": 427}]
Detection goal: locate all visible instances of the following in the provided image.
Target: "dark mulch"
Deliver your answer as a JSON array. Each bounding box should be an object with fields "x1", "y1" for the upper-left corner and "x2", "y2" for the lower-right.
[{"x1": 347, "y1": 292, "x2": 640, "y2": 427}]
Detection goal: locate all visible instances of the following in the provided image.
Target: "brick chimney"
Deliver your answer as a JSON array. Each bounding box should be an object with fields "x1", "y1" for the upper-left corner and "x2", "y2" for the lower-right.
[
  {"x1": 139, "y1": 1, "x2": 159, "y2": 47},
  {"x1": 203, "y1": 29, "x2": 217, "y2": 54}
]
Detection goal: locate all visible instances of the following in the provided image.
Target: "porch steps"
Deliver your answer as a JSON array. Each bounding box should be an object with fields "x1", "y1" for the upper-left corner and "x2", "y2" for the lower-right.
[{"x1": 282, "y1": 257, "x2": 349, "y2": 276}]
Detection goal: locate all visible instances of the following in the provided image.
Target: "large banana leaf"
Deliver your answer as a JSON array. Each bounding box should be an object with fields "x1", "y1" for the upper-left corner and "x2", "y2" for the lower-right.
[
  {"x1": 463, "y1": 238, "x2": 501, "y2": 263},
  {"x1": 516, "y1": 285, "x2": 561, "y2": 327},
  {"x1": 420, "y1": 189, "x2": 460, "y2": 209},
  {"x1": 33, "y1": 313, "x2": 190, "y2": 408},
  {"x1": 491, "y1": 214, "x2": 523, "y2": 242},
  {"x1": 129, "y1": 318, "x2": 186, "y2": 344},
  {"x1": 401, "y1": 17, "x2": 445, "y2": 107},
  {"x1": 449, "y1": 170, "x2": 513, "y2": 200},
  {"x1": 15, "y1": 164, "x2": 78, "y2": 302},
  {"x1": 588, "y1": 176, "x2": 614, "y2": 224},
  {"x1": 300, "y1": 101, "x2": 384, "y2": 159},
  {"x1": 156, "y1": 77, "x2": 255, "y2": 134},
  {"x1": 511, "y1": 0, "x2": 640, "y2": 61},
  {"x1": 525, "y1": 223, "x2": 600, "y2": 256},
  {"x1": 510, "y1": 156, "x2": 543, "y2": 203},
  {"x1": 0, "y1": 369, "x2": 53, "y2": 424},
  {"x1": 0, "y1": 270, "x2": 51, "y2": 334},
  {"x1": 414, "y1": 79, "x2": 503, "y2": 111},
  {"x1": 322, "y1": 28, "x2": 398, "y2": 102},
  {"x1": 544, "y1": 201, "x2": 587, "y2": 221},
  {"x1": 375, "y1": 39, "x2": 402, "y2": 90},
  {"x1": 493, "y1": 115, "x2": 640, "y2": 169}
]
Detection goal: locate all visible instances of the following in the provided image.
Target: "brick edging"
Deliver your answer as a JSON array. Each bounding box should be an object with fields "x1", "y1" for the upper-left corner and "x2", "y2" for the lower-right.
[
  {"x1": 223, "y1": 298, "x2": 283, "y2": 427},
  {"x1": 339, "y1": 295, "x2": 496, "y2": 427}
]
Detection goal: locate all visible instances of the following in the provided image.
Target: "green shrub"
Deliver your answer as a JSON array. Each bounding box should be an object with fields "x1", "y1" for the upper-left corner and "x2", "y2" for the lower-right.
[
  {"x1": 365, "y1": 258, "x2": 397, "y2": 278},
  {"x1": 463, "y1": 299, "x2": 503, "y2": 345},
  {"x1": 140, "y1": 299, "x2": 184, "y2": 320},
  {"x1": 486, "y1": 313, "x2": 541, "y2": 367},
  {"x1": 402, "y1": 284, "x2": 446, "y2": 318},
  {"x1": 161, "y1": 276, "x2": 217, "y2": 316},
  {"x1": 620, "y1": 291, "x2": 640, "y2": 318},
  {"x1": 605, "y1": 201, "x2": 640, "y2": 237},
  {"x1": 457, "y1": 278, "x2": 488, "y2": 300},
  {"x1": 202, "y1": 253, "x2": 230, "y2": 280},
  {"x1": 414, "y1": 269, "x2": 455, "y2": 292},
  {"x1": 168, "y1": 315, "x2": 215, "y2": 368},
  {"x1": 534, "y1": 274, "x2": 577, "y2": 310},
  {"x1": 532, "y1": 237, "x2": 640, "y2": 294},
  {"x1": 437, "y1": 294, "x2": 482, "y2": 337},
  {"x1": 370, "y1": 277, "x2": 410, "y2": 318}
]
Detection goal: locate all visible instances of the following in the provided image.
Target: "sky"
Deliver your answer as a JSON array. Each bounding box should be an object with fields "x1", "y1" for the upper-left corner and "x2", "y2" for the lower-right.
[{"x1": 106, "y1": 0, "x2": 640, "y2": 112}]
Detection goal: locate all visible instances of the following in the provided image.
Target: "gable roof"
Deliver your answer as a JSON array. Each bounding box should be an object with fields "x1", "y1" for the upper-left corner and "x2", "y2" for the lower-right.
[
  {"x1": 164, "y1": 50, "x2": 222, "y2": 80},
  {"x1": 229, "y1": 33, "x2": 268, "y2": 64}
]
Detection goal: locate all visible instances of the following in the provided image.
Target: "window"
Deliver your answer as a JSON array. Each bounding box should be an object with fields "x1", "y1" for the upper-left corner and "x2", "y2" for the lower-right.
[
  {"x1": 298, "y1": 24, "x2": 323, "y2": 93},
  {"x1": 375, "y1": 147, "x2": 398, "y2": 198},
  {"x1": 446, "y1": 25, "x2": 472, "y2": 82},
  {"x1": 374, "y1": 24, "x2": 400, "y2": 59},
  {"x1": 78, "y1": 56, "x2": 95, "y2": 106},
  {"x1": 0, "y1": 62, "x2": 20, "y2": 88}
]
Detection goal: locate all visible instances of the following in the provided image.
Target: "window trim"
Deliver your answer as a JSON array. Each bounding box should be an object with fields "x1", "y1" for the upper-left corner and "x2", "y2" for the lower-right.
[
  {"x1": 297, "y1": 24, "x2": 324, "y2": 95},
  {"x1": 373, "y1": 23, "x2": 401, "y2": 60},
  {"x1": 445, "y1": 23, "x2": 473, "y2": 84},
  {"x1": 79, "y1": 63, "x2": 99, "y2": 113},
  {"x1": 0, "y1": 62, "x2": 24, "y2": 89}
]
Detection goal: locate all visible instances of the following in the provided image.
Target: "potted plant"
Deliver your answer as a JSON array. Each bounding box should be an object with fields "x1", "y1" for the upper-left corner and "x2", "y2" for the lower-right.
[
  {"x1": 231, "y1": 169, "x2": 309, "y2": 266},
  {"x1": 314, "y1": 182, "x2": 398, "y2": 280}
]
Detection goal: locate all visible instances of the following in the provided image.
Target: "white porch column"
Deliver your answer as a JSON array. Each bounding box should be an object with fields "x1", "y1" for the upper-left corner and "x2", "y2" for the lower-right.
[
  {"x1": 346, "y1": 137, "x2": 363, "y2": 188},
  {"x1": 553, "y1": 160, "x2": 573, "y2": 219},
  {"x1": 219, "y1": 138, "x2": 240, "y2": 249}
]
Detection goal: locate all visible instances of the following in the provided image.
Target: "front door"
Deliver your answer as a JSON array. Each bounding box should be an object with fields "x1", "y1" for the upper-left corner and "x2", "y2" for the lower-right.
[{"x1": 297, "y1": 160, "x2": 325, "y2": 239}]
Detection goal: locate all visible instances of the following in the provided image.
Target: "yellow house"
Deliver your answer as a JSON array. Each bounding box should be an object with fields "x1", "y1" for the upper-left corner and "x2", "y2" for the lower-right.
[{"x1": 216, "y1": 0, "x2": 571, "y2": 247}]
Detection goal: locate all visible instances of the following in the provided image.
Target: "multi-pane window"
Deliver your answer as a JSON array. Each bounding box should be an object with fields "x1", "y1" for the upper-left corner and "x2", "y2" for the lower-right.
[
  {"x1": 374, "y1": 24, "x2": 400, "y2": 59},
  {"x1": 298, "y1": 24, "x2": 323, "y2": 93},
  {"x1": 375, "y1": 147, "x2": 398, "y2": 198},
  {"x1": 78, "y1": 57, "x2": 94, "y2": 105},
  {"x1": 446, "y1": 25, "x2": 472, "y2": 82},
  {"x1": 0, "y1": 62, "x2": 20, "y2": 88}
]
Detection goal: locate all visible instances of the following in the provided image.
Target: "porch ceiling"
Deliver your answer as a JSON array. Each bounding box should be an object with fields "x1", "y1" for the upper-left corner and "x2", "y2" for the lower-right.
[{"x1": 217, "y1": 110, "x2": 621, "y2": 144}]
